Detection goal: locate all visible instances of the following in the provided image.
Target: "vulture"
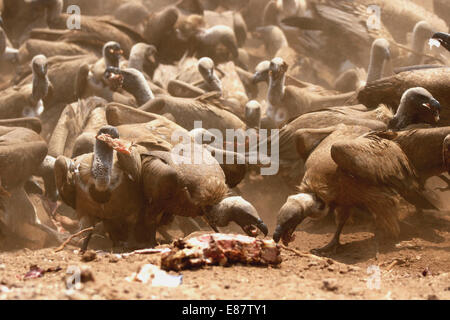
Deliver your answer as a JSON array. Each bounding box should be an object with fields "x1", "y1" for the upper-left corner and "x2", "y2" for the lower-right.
[
  {"x1": 273, "y1": 124, "x2": 439, "y2": 255},
  {"x1": 135, "y1": 144, "x2": 268, "y2": 246},
  {"x1": 261, "y1": 87, "x2": 441, "y2": 187},
  {"x1": 0, "y1": 126, "x2": 61, "y2": 244},
  {"x1": 54, "y1": 125, "x2": 146, "y2": 248},
  {"x1": 264, "y1": 57, "x2": 356, "y2": 126},
  {"x1": 358, "y1": 68, "x2": 450, "y2": 126},
  {"x1": 0, "y1": 54, "x2": 50, "y2": 119},
  {"x1": 75, "y1": 42, "x2": 136, "y2": 106}
]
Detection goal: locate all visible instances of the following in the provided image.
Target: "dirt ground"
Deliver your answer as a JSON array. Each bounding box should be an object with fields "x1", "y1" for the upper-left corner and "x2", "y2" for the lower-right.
[{"x1": 1, "y1": 175, "x2": 450, "y2": 300}]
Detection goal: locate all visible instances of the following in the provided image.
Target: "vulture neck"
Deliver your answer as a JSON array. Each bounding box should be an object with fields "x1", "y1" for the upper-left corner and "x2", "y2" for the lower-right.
[
  {"x1": 121, "y1": 69, "x2": 155, "y2": 106},
  {"x1": 203, "y1": 72, "x2": 222, "y2": 93},
  {"x1": 105, "y1": 56, "x2": 120, "y2": 69},
  {"x1": 409, "y1": 26, "x2": 431, "y2": 65},
  {"x1": 388, "y1": 99, "x2": 415, "y2": 129},
  {"x1": 32, "y1": 70, "x2": 49, "y2": 102},
  {"x1": 268, "y1": 72, "x2": 286, "y2": 107},
  {"x1": 128, "y1": 45, "x2": 147, "y2": 72},
  {"x1": 366, "y1": 50, "x2": 387, "y2": 83},
  {"x1": 92, "y1": 140, "x2": 114, "y2": 192}
]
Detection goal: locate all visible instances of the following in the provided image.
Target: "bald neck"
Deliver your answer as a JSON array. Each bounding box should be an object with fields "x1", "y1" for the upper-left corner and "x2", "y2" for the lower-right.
[
  {"x1": 268, "y1": 72, "x2": 286, "y2": 107},
  {"x1": 409, "y1": 24, "x2": 433, "y2": 65},
  {"x1": 366, "y1": 49, "x2": 388, "y2": 83},
  {"x1": 128, "y1": 44, "x2": 148, "y2": 72},
  {"x1": 32, "y1": 68, "x2": 49, "y2": 103},
  {"x1": 121, "y1": 68, "x2": 154, "y2": 106},
  {"x1": 92, "y1": 140, "x2": 114, "y2": 191}
]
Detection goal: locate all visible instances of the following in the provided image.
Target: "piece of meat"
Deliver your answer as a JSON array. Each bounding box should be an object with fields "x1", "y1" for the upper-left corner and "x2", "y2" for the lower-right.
[
  {"x1": 96, "y1": 133, "x2": 132, "y2": 155},
  {"x1": 160, "y1": 233, "x2": 282, "y2": 271}
]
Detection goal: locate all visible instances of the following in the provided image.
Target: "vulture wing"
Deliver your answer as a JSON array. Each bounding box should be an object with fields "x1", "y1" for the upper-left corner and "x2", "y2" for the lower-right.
[
  {"x1": 331, "y1": 132, "x2": 436, "y2": 210},
  {"x1": 54, "y1": 156, "x2": 77, "y2": 210}
]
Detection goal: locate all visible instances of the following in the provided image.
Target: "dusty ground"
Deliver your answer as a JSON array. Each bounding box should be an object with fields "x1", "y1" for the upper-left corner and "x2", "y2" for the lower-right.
[{"x1": 1, "y1": 175, "x2": 450, "y2": 300}]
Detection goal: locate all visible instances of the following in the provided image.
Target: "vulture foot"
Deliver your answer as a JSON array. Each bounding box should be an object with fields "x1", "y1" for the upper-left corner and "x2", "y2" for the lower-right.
[{"x1": 311, "y1": 238, "x2": 341, "y2": 256}]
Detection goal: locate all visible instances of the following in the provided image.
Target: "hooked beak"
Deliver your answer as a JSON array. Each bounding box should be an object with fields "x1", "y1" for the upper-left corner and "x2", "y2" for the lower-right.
[
  {"x1": 273, "y1": 193, "x2": 328, "y2": 246},
  {"x1": 422, "y1": 98, "x2": 441, "y2": 123},
  {"x1": 209, "y1": 196, "x2": 268, "y2": 237},
  {"x1": 432, "y1": 32, "x2": 450, "y2": 51},
  {"x1": 273, "y1": 201, "x2": 307, "y2": 246}
]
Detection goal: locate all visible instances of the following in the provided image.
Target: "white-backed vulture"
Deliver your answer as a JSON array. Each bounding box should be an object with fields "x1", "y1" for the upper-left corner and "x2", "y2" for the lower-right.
[
  {"x1": 273, "y1": 124, "x2": 438, "y2": 255},
  {"x1": 54, "y1": 125, "x2": 146, "y2": 249},
  {"x1": 0, "y1": 54, "x2": 50, "y2": 119}
]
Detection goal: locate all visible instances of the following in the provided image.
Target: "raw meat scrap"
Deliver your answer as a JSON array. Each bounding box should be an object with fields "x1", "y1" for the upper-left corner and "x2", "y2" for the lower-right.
[{"x1": 161, "y1": 233, "x2": 282, "y2": 271}]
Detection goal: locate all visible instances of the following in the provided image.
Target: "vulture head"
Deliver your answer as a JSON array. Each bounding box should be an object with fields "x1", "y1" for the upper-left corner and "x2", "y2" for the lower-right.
[
  {"x1": 103, "y1": 41, "x2": 123, "y2": 68},
  {"x1": 198, "y1": 57, "x2": 222, "y2": 93},
  {"x1": 388, "y1": 87, "x2": 441, "y2": 130},
  {"x1": 104, "y1": 66, "x2": 124, "y2": 91},
  {"x1": 244, "y1": 100, "x2": 262, "y2": 129},
  {"x1": 273, "y1": 193, "x2": 328, "y2": 245},
  {"x1": 252, "y1": 60, "x2": 271, "y2": 84},
  {"x1": 431, "y1": 32, "x2": 450, "y2": 52},
  {"x1": 207, "y1": 196, "x2": 269, "y2": 237},
  {"x1": 31, "y1": 54, "x2": 48, "y2": 79},
  {"x1": 444, "y1": 134, "x2": 450, "y2": 174},
  {"x1": 269, "y1": 57, "x2": 288, "y2": 81},
  {"x1": 129, "y1": 43, "x2": 157, "y2": 69}
]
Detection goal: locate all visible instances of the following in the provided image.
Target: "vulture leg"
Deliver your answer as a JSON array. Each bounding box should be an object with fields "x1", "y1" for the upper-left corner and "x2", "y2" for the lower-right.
[
  {"x1": 203, "y1": 215, "x2": 220, "y2": 233},
  {"x1": 80, "y1": 230, "x2": 93, "y2": 253},
  {"x1": 157, "y1": 225, "x2": 174, "y2": 243},
  {"x1": 177, "y1": 217, "x2": 203, "y2": 236},
  {"x1": 312, "y1": 207, "x2": 350, "y2": 255}
]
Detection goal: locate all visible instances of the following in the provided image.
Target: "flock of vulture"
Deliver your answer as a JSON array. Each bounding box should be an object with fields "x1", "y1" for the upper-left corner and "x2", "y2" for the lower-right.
[{"x1": 0, "y1": 0, "x2": 449, "y2": 257}]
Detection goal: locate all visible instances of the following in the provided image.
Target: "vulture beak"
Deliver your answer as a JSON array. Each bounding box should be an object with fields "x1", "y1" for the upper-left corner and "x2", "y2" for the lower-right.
[
  {"x1": 210, "y1": 196, "x2": 268, "y2": 237},
  {"x1": 432, "y1": 32, "x2": 450, "y2": 52},
  {"x1": 422, "y1": 98, "x2": 441, "y2": 123},
  {"x1": 274, "y1": 193, "x2": 328, "y2": 246},
  {"x1": 103, "y1": 67, "x2": 124, "y2": 91},
  {"x1": 252, "y1": 71, "x2": 268, "y2": 84},
  {"x1": 384, "y1": 47, "x2": 391, "y2": 60},
  {"x1": 146, "y1": 46, "x2": 157, "y2": 64}
]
